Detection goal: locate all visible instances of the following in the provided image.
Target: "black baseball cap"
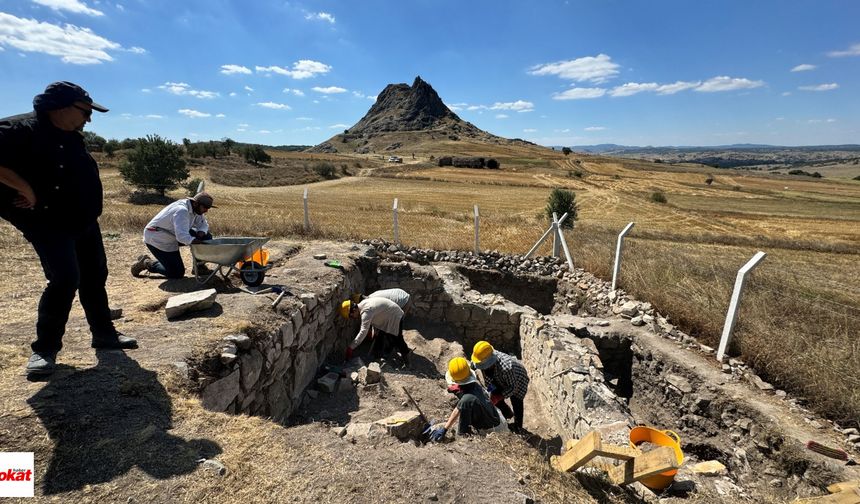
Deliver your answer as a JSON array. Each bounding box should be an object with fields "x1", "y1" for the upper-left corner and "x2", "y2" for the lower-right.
[{"x1": 33, "y1": 81, "x2": 109, "y2": 113}]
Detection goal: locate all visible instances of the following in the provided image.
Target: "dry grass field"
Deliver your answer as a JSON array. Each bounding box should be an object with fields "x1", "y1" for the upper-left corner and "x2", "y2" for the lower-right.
[{"x1": 7, "y1": 143, "x2": 860, "y2": 425}]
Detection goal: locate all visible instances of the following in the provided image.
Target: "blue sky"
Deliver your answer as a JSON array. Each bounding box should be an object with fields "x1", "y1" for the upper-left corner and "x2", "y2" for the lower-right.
[{"x1": 1, "y1": 0, "x2": 858, "y2": 147}]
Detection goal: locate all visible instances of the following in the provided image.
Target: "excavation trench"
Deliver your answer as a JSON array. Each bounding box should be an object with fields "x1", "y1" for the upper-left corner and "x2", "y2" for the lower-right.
[{"x1": 192, "y1": 246, "x2": 841, "y2": 502}]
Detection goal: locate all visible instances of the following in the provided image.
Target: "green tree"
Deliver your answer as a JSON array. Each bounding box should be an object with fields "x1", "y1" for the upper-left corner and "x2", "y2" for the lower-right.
[
  {"x1": 242, "y1": 145, "x2": 271, "y2": 165},
  {"x1": 119, "y1": 135, "x2": 189, "y2": 196},
  {"x1": 545, "y1": 188, "x2": 578, "y2": 228},
  {"x1": 222, "y1": 138, "x2": 236, "y2": 155},
  {"x1": 562, "y1": 147, "x2": 572, "y2": 156},
  {"x1": 104, "y1": 139, "x2": 120, "y2": 158},
  {"x1": 83, "y1": 131, "x2": 106, "y2": 152}
]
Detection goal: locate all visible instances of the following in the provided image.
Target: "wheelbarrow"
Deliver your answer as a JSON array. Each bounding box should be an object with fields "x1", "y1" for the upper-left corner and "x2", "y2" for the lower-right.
[{"x1": 190, "y1": 237, "x2": 271, "y2": 286}]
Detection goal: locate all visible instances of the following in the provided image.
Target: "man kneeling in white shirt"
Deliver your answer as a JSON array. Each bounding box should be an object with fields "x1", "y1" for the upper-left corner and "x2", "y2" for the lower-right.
[{"x1": 131, "y1": 192, "x2": 216, "y2": 279}]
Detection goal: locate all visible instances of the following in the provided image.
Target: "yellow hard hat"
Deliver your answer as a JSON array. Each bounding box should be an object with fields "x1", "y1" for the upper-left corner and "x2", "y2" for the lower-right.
[
  {"x1": 339, "y1": 300, "x2": 351, "y2": 319},
  {"x1": 471, "y1": 341, "x2": 497, "y2": 370},
  {"x1": 447, "y1": 357, "x2": 474, "y2": 384}
]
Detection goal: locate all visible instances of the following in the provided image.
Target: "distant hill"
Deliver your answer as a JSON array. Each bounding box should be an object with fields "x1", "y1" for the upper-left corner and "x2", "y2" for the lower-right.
[{"x1": 307, "y1": 77, "x2": 538, "y2": 154}]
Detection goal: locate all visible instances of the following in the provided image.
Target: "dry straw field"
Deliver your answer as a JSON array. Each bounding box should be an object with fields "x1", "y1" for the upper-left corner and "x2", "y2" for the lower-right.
[{"x1": 8, "y1": 144, "x2": 860, "y2": 425}]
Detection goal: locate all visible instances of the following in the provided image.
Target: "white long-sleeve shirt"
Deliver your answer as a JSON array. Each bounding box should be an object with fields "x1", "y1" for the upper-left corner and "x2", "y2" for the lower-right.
[
  {"x1": 368, "y1": 288, "x2": 411, "y2": 309},
  {"x1": 143, "y1": 198, "x2": 209, "y2": 252},
  {"x1": 349, "y1": 297, "x2": 403, "y2": 349}
]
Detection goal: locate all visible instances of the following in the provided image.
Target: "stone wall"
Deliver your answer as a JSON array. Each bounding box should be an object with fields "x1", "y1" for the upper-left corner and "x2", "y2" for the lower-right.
[
  {"x1": 520, "y1": 314, "x2": 635, "y2": 445},
  {"x1": 199, "y1": 261, "x2": 365, "y2": 423}
]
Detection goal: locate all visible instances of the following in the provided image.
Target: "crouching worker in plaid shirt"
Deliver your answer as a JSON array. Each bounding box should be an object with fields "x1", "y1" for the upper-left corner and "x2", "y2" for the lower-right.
[{"x1": 470, "y1": 340, "x2": 530, "y2": 433}]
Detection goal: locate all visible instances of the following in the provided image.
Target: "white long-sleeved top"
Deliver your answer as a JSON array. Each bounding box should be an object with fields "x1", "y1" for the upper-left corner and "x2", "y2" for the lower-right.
[
  {"x1": 349, "y1": 297, "x2": 403, "y2": 349},
  {"x1": 368, "y1": 288, "x2": 410, "y2": 309},
  {"x1": 143, "y1": 198, "x2": 209, "y2": 252}
]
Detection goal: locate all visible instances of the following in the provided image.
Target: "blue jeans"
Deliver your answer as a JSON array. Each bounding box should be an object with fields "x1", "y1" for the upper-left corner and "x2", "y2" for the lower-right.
[
  {"x1": 145, "y1": 244, "x2": 185, "y2": 279},
  {"x1": 28, "y1": 222, "x2": 115, "y2": 354}
]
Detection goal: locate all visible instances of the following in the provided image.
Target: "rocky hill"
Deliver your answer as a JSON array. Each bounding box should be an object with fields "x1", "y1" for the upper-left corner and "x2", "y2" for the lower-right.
[{"x1": 308, "y1": 76, "x2": 536, "y2": 154}]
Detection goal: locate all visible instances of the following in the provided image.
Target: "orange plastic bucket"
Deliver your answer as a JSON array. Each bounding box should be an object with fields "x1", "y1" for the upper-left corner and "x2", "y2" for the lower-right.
[
  {"x1": 629, "y1": 426, "x2": 684, "y2": 490},
  {"x1": 236, "y1": 248, "x2": 269, "y2": 269}
]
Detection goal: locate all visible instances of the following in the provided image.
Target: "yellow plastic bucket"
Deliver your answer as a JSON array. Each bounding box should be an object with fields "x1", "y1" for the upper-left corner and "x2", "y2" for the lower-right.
[{"x1": 629, "y1": 426, "x2": 684, "y2": 490}]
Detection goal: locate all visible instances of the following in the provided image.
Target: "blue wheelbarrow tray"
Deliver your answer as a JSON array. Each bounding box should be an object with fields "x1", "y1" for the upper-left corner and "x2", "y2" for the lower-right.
[{"x1": 190, "y1": 237, "x2": 271, "y2": 284}]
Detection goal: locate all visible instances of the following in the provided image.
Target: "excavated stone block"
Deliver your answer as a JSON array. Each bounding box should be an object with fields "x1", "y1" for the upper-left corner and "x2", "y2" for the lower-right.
[
  {"x1": 374, "y1": 410, "x2": 424, "y2": 440},
  {"x1": 165, "y1": 289, "x2": 217, "y2": 319}
]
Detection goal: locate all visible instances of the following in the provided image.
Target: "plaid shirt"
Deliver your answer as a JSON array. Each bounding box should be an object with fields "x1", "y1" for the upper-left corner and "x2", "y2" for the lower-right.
[{"x1": 486, "y1": 351, "x2": 529, "y2": 400}]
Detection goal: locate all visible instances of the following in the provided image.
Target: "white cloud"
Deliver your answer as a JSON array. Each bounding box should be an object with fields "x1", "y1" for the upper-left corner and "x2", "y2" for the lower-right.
[
  {"x1": 244, "y1": 85, "x2": 254, "y2": 92},
  {"x1": 145, "y1": 114, "x2": 163, "y2": 119},
  {"x1": 799, "y1": 83, "x2": 839, "y2": 91},
  {"x1": 367, "y1": 95, "x2": 377, "y2": 101},
  {"x1": 695, "y1": 76, "x2": 765, "y2": 92},
  {"x1": 329, "y1": 123, "x2": 349, "y2": 129},
  {"x1": 215, "y1": 113, "x2": 226, "y2": 118},
  {"x1": 827, "y1": 43, "x2": 860, "y2": 57},
  {"x1": 489, "y1": 100, "x2": 534, "y2": 112},
  {"x1": 256, "y1": 101, "x2": 291, "y2": 110},
  {"x1": 116, "y1": 3, "x2": 124, "y2": 12},
  {"x1": 305, "y1": 12, "x2": 335, "y2": 24},
  {"x1": 283, "y1": 88, "x2": 305, "y2": 96},
  {"x1": 32, "y1": 0, "x2": 104, "y2": 17},
  {"x1": 238, "y1": 123, "x2": 249, "y2": 127},
  {"x1": 141, "y1": 88, "x2": 151, "y2": 93},
  {"x1": 782, "y1": 91, "x2": 792, "y2": 96},
  {"x1": 529, "y1": 54, "x2": 620, "y2": 83},
  {"x1": 220, "y1": 64, "x2": 251, "y2": 75},
  {"x1": 229, "y1": 91, "x2": 237, "y2": 97},
  {"x1": 552, "y1": 87, "x2": 606, "y2": 100},
  {"x1": 158, "y1": 82, "x2": 219, "y2": 99},
  {"x1": 584, "y1": 126, "x2": 606, "y2": 131},
  {"x1": 791, "y1": 64, "x2": 816, "y2": 72},
  {"x1": 258, "y1": 130, "x2": 271, "y2": 134},
  {"x1": 495, "y1": 114, "x2": 509, "y2": 119},
  {"x1": 445, "y1": 102, "x2": 466, "y2": 112},
  {"x1": 256, "y1": 59, "x2": 332, "y2": 79},
  {"x1": 609, "y1": 82, "x2": 658, "y2": 97},
  {"x1": 0, "y1": 12, "x2": 120, "y2": 64},
  {"x1": 655, "y1": 80, "x2": 701, "y2": 95},
  {"x1": 523, "y1": 128, "x2": 537, "y2": 133},
  {"x1": 178, "y1": 109, "x2": 210, "y2": 118},
  {"x1": 554, "y1": 128, "x2": 571, "y2": 133},
  {"x1": 127, "y1": 46, "x2": 146, "y2": 54},
  {"x1": 296, "y1": 117, "x2": 313, "y2": 121},
  {"x1": 312, "y1": 86, "x2": 347, "y2": 94}
]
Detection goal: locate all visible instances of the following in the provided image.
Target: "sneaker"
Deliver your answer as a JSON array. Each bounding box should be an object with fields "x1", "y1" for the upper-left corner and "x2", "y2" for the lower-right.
[
  {"x1": 131, "y1": 255, "x2": 151, "y2": 277},
  {"x1": 92, "y1": 332, "x2": 138, "y2": 350},
  {"x1": 26, "y1": 352, "x2": 57, "y2": 376}
]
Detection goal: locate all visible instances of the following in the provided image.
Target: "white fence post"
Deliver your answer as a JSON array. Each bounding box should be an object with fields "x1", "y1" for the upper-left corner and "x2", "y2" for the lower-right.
[
  {"x1": 552, "y1": 212, "x2": 560, "y2": 257},
  {"x1": 392, "y1": 198, "x2": 399, "y2": 245},
  {"x1": 526, "y1": 212, "x2": 568, "y2": 259},
  {"x1": 196, "y1": 180, "x2": 205, "y2": 194},
  {"x1": 474, "y1": 205, "x2": 480, "y2": 254},
  {"x1": 302, "y1": 187, "x2": 310, "y2": 232},
  {"x1": 556, "y1": 215, "x2": 575, "y2": 272},
  {"x1": 611, "y1": 222, "x2": 635, "y2": 291},
  {"x1": 716, "y1": 251, "x2": 767, "y2": 362}
]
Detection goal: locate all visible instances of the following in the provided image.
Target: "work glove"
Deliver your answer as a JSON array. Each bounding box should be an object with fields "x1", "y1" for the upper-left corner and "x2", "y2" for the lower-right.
[
  {"x1": 490, "y1": 392, "x2": 504, "y2": 405},
  {"x1": 429, "y1": 427, "x2": 447, "y2": 442},
  {"x1": 345, "y1": 347, "x2": 354, "y2": 361}
]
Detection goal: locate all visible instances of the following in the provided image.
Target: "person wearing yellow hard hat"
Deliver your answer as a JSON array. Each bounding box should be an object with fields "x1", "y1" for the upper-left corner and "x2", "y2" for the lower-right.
[
  {"x1": 339, "y1": 295, "x2": 409, "y2": 363},
  {"x1": 471, "y1": 340, "x2": 530, "y2": 433},
  {"x1": 428, "y1": 357, "x2": 507, "y2": 442}
]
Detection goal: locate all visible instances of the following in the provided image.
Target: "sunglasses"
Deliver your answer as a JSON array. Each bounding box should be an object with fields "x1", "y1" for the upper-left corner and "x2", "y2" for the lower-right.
[{"x1": 73, "y1": 104, "x2": 93, "y2": 118}]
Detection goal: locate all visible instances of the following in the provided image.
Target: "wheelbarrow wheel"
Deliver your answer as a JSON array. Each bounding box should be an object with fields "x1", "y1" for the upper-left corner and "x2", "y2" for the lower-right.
[{"x1": 240, "y1": 261, "x2": 265, "y2": 287}]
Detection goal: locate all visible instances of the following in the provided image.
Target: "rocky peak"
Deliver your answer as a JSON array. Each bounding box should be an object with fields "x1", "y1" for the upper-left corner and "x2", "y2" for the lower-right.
[{"x1": 348, "y1": 76, "x2": 462, "y2": 134}]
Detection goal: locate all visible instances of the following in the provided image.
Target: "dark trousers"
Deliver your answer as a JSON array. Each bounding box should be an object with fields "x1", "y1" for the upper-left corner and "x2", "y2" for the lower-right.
[
  {"x1": 28, "y1": 222, "x2": 115, "y2": 354},
  {"x1": 497, "y1": 396, "x2": 525, "y2": 431},
  {"x1": 370, "y1": 319, "x2": 410, "y2": 359},
  {"x1": 145, "y1": 244, "x2": 185, "y2": 279}
]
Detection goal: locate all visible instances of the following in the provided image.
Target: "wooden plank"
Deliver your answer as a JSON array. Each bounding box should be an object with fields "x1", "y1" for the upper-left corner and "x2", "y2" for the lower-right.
[
  {"x1": 794, "y1": 488, "x2": 860, "y2": 503},
  {"x1": 829, "y1": 481, "x2": 860, "y2": 494},
  {"x1": 552, "y1": 431, "x2": 602, "y2": 473},
  {"x1": 607, "y1": 446, "x2": 679, "y2": 486},
  {"x1": 594, "y1": 444, "x2": 643, "y2": 461}
]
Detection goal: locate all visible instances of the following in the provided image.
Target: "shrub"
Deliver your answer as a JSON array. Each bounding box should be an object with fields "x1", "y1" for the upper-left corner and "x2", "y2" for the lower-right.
[
  {"x1": 650, "y1": 191, "x2": 667, "y2": 203},
  {"x1": 184, "y1": 177, "x2": 203, "y2": 196},
  {"x1": 119, "y1": 134, "x2": 188, "y2": 196},
  {"x1": 242, "y1": 145, "x2": 272, "y2": 165},
  {"x1": 438, "y1": 156, "x2": 453, "y2": 167},
  {"x1": 853, "y1": 175, "x2": 860, "y2": 181},
  {"x1": 104, "y1": 139, "x2": 120, "y2": 158},
  {"x1": 705, "y1": 175, "x2": 714, "y2": 186},
  {"x1": 545, "y1": 188, "x2": 578, "y2": 228},
  {"x1": 562, "y1": 147, "x2": 572, "y2": 156},
  {"x1": 314, "y1": 162, "x2": 337, "y2": 179},
  {"x1": 486, "y1": 158, "x2": 500, "y2": 169},
  {"x1": 84, "y1": 131, "x2": 106, "y2": 152}
]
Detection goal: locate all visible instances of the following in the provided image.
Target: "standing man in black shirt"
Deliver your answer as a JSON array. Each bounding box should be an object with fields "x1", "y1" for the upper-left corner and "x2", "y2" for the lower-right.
[{"x1": 0, "y1": 81, "x2": 137, "y2": 377}]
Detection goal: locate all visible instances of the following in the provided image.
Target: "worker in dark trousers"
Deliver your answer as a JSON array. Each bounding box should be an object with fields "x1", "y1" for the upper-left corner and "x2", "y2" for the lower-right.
[
  {"x1": 428, "y1": 357, "x2": 507, "y2": 442},
  {"x1": 471, "y1": 341, "x2": 529, "y2": 433},
  {"x1": 339, "y1": 296, "x2": 410, "y2": 363},
  {"x1": 0, "y1": 82, "x2": 138, "y2": 377}
]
